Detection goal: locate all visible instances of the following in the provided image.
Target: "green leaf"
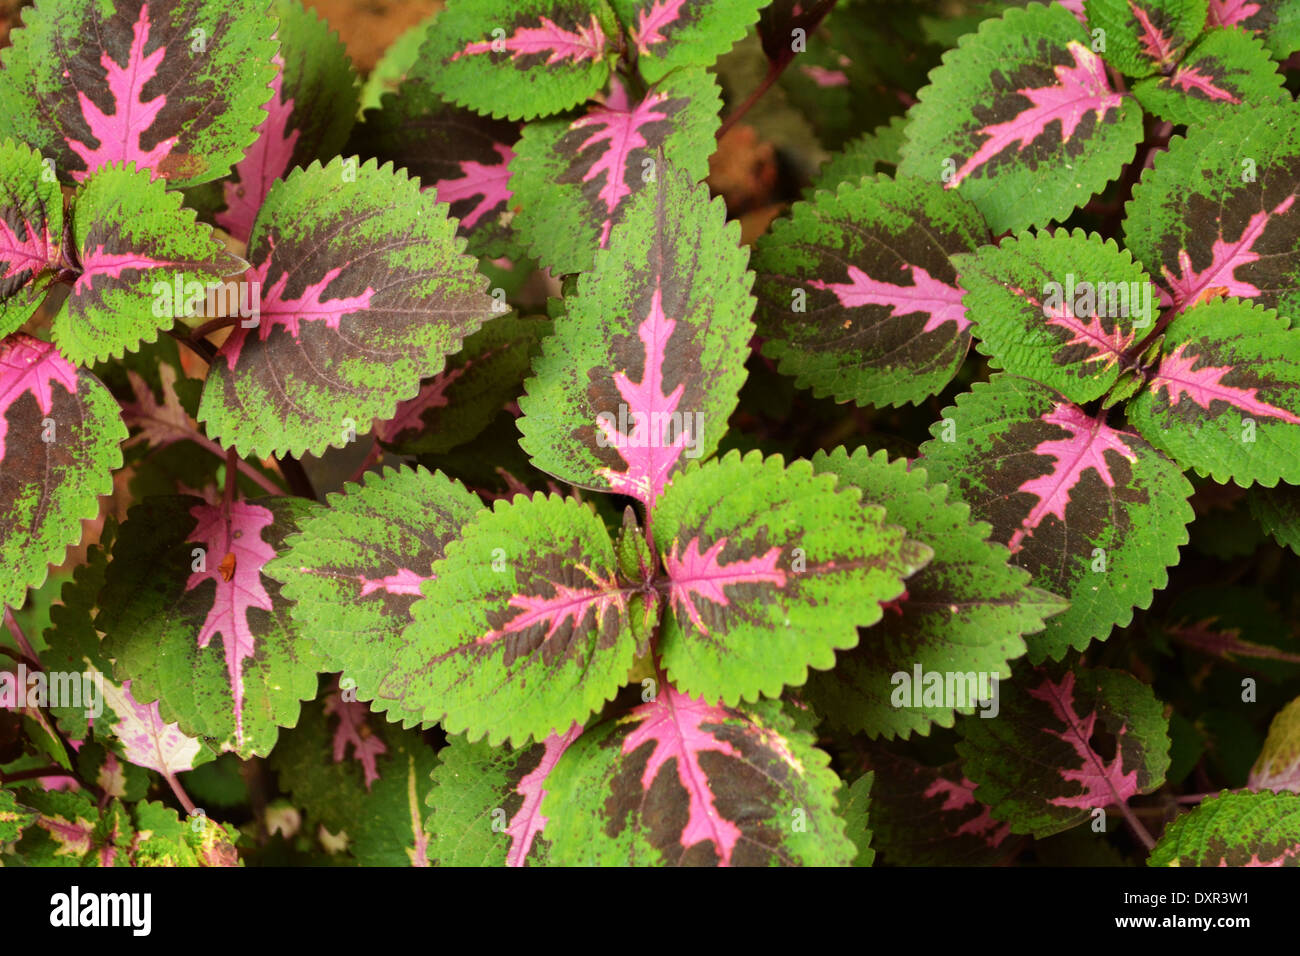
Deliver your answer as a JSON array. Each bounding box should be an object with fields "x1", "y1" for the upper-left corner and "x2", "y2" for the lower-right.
[
  {"x1": 1083, "y1": 0, "x2": 1207, "y2": 76},
  {"x1": 268, "y1": 466, "x2": 484, "y2": 679},
  {"x1": 1124, "y1": 102, "x2": 1300, "y2": 317},
  {"x1": 98, "y1": 495, "x2": 322, "y2": 759},
  {"x1": 0, "y1": 139, "x2": 62, "y2": 338},
  {"x1": 954, "y1": 229, "x2": 1155, "y2": 404},
  {"x1": 899, "y1": 1, "x2": 1143, "y2": 233},
  {"x1": 1132, "y1": 27, "x2": 1288, "y2": 125},
  {"x1": 652, "y1": 450, "x2": 933, "y2": 705},
  {"x1": 1128, "y1": 300, "x2": 1300, "y2": 486},
  {"x1": 838, "y1": 771, "x2": 876, "y2": 866},
  {"x1": 1149, "y1": 789, "x2": 1300, "y2": 865},
  {"x1": 754, "y1": 173, "x2": 987, "y2": 408},
  {"x1": 413, "y1": 0, "x2": 620, "y2": 121},
  {"x1": 0, "y1": 334, "x2": 126, "y2": 613},
  {"x1": 269, "y1": 692, "x2": 439, "y2": 866},
  {"x1": 55, "y1": 163, "x2": 244, "y2": 365},
  {"x1": 542, "y1": 692, "x2": 854, "y2": 865},
  {"x1": 807, "y1": 115, "x2": 908, "y2": 197},
  {"x1": 1251, "y1": 481, "x2": 1300, "y2": 553},
  {"x1": 1250, "y1": 695, "x2": 1300, "y2": 792},
  {"x1": 804, "y1": 447, "x2": 1066, "y2": 738},
  {"x1": 919, "y1": 375, "x2": 1194, "y2": 662},
  {"x1": 376, "y1": 314, "x2": 552, "y2": 455},
  {"x1": 957, "y1": 666, "x2": 1171, "y2": 838},
  {"x1": 425, "y1": 725, "x2": 582, "y2": 866},
  {"x1": 517, "y1": 160, "x2": 754, "y2": 512},
  {"x1": 0, "y1": 788, "x2": 35, "y2": 843},
  {"x1": 509, "y1": 67, "x2": 720, "y2": 276},
  {"x1": 0, "y1": 0, "x2": 278, "y2": 189},
  {"x1": 197, "y1": 157, "x2": 496, "y2": 459},
  {"x1": 610, "y1": 0, "x2": 768, "y2": 83},
  {"x1": 363, "y1": 492, "x2": 640, "y2": 746}
]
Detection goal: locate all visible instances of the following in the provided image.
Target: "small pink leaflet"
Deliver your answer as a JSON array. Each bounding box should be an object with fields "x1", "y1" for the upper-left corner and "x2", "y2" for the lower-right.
[
  {"x1": 1027, "y1": 671, "x2": 1142, "y2": 810},
  {"x1": 1129, "y1": 1, "x2": 1176, "y2": 64},
  {"x1": 1159, "y1": 195, "x2": 1295, "y2": 312},
  {"x1": 621, "y1": 687, "x2": 743, "y2": 865},
  {"x1": 324, "y1": 689, "x2": 388, "y2": 790},
  {"x1": 0, "y1": 212, "x2": 55, "y2": 282},
  {"x1": 1168, "y1": 64, "x2": 1240, "y2": 103},
  {"x1": 629, "y1": 0, "x2": 687, "y2": 55},
  {"x1": 595, "y1": 286, "x2": 691, "y2": 508},
  {"x1": 220, "y1": 249, "x2": 376, "y2": 369},
  {"x1": 1009, "y1": 404, "x2": 1138, "y2": 553},
  {"x1": 431, "y1": 143, "x2": 515, "y2": 231},
  {"x1": 477, "y1": 572, "x2": 626, "y2": 648},
  {"x1": 218, "y1": 55, "x2": 300, "y2": 242},
  {"x1": 947, "y1": 41, "x2": 1121, "y2": 189},
  {"x1": 504, "y1": 724, "x2": 583, "y2": 867},
  {"x1": 358, "y1": 568, "x2": 431, "y2": 598},
  {"x1": 809, "y1": 262, "x2": 970, "y2": 334},
  {"x1": 0, "y1": 334, "x2": 79, "y2": 461},
  {"x1": 665, "y1": 536, "x2": 786, "y2": 637},
  {"x1": 1148, "y1": 342, "x2": 1300, "y2": 424},
  {"x1": 68, "y1": 3, "x2": 178, "y2": 182},
  {"x1": 924, "y1": 775, "x2": 1013, "y2": 848},
  {"x1": 451, "y1": 15, "x2": 607, "y2": 65},
  {"x1": 183, "y1": 500, "x2": 277, "y2": 749},
  {"x1": 570, "y1": 81, "x2": 671, "y2": 248},
  {"x1": 1207, "y1": 0, "x2": 1262, "y2": 28}
]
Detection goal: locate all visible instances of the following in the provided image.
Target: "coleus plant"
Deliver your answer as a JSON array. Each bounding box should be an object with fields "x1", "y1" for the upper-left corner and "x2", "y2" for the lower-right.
[{"x1": 1, "y1": 0, "x2": 1299, "y2": 871}]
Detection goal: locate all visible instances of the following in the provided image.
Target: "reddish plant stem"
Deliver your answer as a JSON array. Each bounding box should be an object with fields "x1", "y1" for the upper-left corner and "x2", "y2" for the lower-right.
[
  {"x1": 163, "y1": 770, "x2": 197, "y2": 816},
  {"x1": 3, "y1": 607, "x2": 42, "y2": 666},
  {"x1": 0, "y1": 765, "x2": 69, "y2": 784},
  {"x1": 717, "y1": 61, "x2": 785, "y2": 141},
  {"x1": 1119, "y1": 801, "x2": 1156, "y2": 850},
  {"x1": 189, "y1": 314, "x2": 244, "y2": 344}
]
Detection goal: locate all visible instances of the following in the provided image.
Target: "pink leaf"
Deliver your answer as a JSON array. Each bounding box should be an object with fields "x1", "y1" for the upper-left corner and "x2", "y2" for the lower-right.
[
  {"x1": 809, "y1": 263, "x2": 970, "y2": 334},
  {"x1": 947, "y1": 41, "x2": 1122, "y2": 189},
  {"x1": 324, "y1": 689, "x2": 388, "y2": 790},
  {"x1": 1159, "y1": 195, "x2": 1295, "y2": 311},
  {"x1": 37, "y1": 811, "x2": 95, "y2": 860},
  {"x1": 1130, "y1": 1, "x2": 1177, "y2": 64},
  {"x1": 1168, "y1": 64, "x2": 1241, "y2": 103},
  {"x1": 1029, "y1": 288, "x2": 1136, "y2": 367},
  {"x1": 68, "y1": 2, "x2": 178, "y2": 182},
  {"x1": 101, "y1": 677, "x2": 202, "y2": 775},
  {"x1": 451, "y1": 15, "x2": 607, "y2": 65},
  {"x1": 595, "y1": 286, "x2": 694, "y2": 508},
  {"x1": 219, "y1": 250, "x2": 377, "y2": 369},
  {"x1": 1148, "y1": 342, "x2": 1300, "y2": 424},
  {"x1": 621, "y1": 687, "x2": 743, "y2": 865},
  {"x1": 358, "y1": 568, "x2": 430, "y2": 598},
  {"x1": 218, "y1": 55, "x2": 300, "y2": 242},
  {"x1": 429, "y1": 143, "x2": 515, "y2": 231},
  {"x1": 477, "y1": 571, "x2": 626, "y2": 648},
  {"x1": 1027, "y1": 671, "x2": 1142, "y2": 810},
  {"x1": 1009, "y1": 403, "x2": 1138, "y2": 553},
  {"x1": 665, "y1": 536, "x2": 786, "y2": 637},
  {"x1": 183, "y1": 499, "x2": 278, "y2": 749},
  {"x1": 923, "y1": 775, "x2": 1014, "y2": 848},
  {"x1": 504, "y1": 724, "x2": 582, "y2": 867},
  {"x1": 570, "y1": 82, "x2": 672, "y2": 247},
  {"x1": 120, "y1": 365, "x2": 192, "y2": 451},
  {"x1": 629, "y1": 0, "x2": 687, "y2": 54},
  {"x1": 0, "y1": 209, "x2": 56, "y2": 282},
  {"x1": 1207, "y1": 0, "x2": 1262, "y2": 28},
  {"x1": 70, "y1": 248, "x2": 171, "y2": 298},
  {"x1": 0, "y1": 334, "x2": 79, "y2": 461}
]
